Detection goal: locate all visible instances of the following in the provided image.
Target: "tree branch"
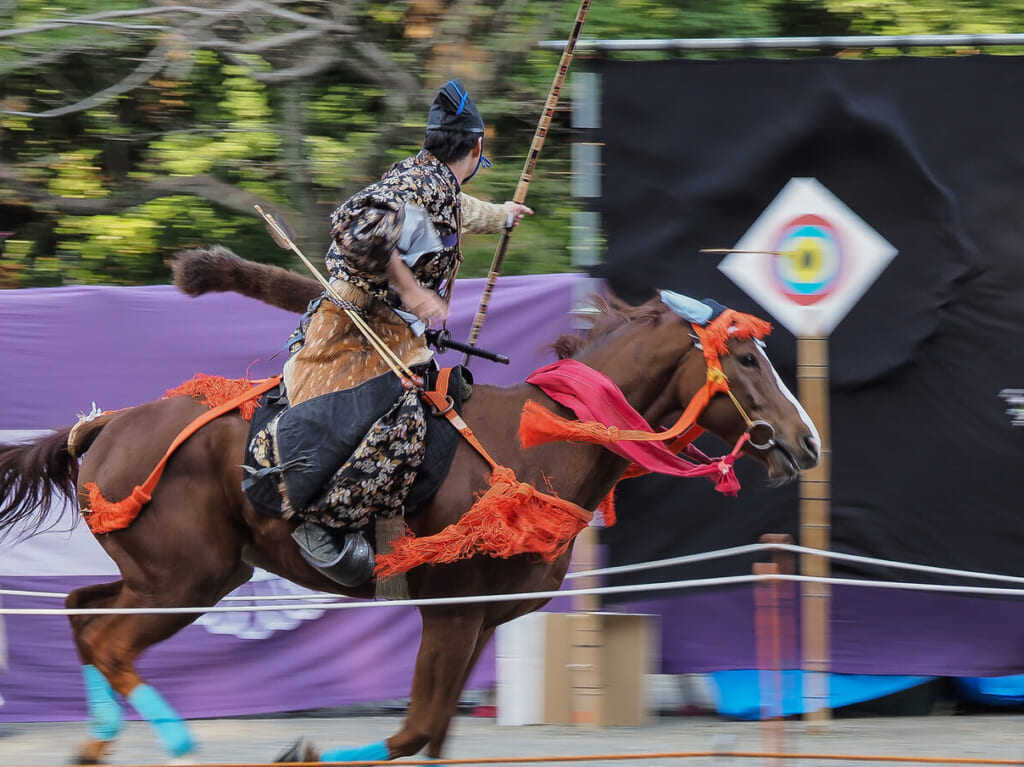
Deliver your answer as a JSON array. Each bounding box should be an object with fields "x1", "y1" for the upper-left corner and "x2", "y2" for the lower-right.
[
  {"x1": 0, "y1": 1, "x2": 357, "y2": 81},
  {"x1": 223, "y1": 46, "x2": 344, "y2": 84},
  {"x1": 0, "y1": 41, "x2": 172, "y2": 118},
  {"x1": 0, "y1": 163, "x2": 301, "y2": 222},
  {"x1": 0, "y1": 5, "x2": 222, "y2": 40}
]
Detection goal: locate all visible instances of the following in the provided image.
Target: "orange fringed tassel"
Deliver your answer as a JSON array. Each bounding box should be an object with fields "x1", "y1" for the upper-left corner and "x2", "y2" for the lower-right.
[
  {"x1": 621, "y1": 463, "x2": 650, "y2": 480},
  {"x1": 519, "y1": 399, "x2": 625, "y2": 448},
  {"x1": 164, "y1": 374, "x2": 263, "y2": 421},
  {"x1": 82, "y1": 481, "x2": 151, "y2": 535},
  {"x1": 597, "y1": 489, "x2": 617, "y2": 528},
  {"x1": 375, "y1": 466, "x2": 593, "y2": 578},
  {"x1": 696, "y1": 310, "x2": 773, "y2": 359}
]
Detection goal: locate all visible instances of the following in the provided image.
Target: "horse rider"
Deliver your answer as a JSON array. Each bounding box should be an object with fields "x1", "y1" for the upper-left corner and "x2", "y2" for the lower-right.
[{"x1": 283, "y1": 79, "x2": 532, "y2": 583}]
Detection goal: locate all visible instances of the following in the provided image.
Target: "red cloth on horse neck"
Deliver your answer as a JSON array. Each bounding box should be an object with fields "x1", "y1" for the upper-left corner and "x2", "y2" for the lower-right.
[{"x1": 526, "y1": 359, "x2": 715, "y2": 478}]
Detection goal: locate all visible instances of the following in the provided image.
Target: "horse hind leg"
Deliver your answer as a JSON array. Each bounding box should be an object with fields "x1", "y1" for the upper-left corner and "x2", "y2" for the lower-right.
[
  {"x1": 66, "y1": 581, "x2": 127, "y2": 765},
  {"x1": 68, "y1": 566, "x2": 252, "y2": 763}
]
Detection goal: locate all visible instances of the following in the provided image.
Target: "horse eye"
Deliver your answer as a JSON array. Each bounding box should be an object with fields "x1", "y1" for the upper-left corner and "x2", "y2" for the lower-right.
[{"x1": 739, "y1": 353, "x2": 758, "y2": 368}]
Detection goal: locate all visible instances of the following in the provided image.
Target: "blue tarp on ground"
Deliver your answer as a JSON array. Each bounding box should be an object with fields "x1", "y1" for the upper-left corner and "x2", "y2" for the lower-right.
[
  {"x1": 714, "y1": 672, "x2": 1024, "y2": 719},
  {"x1": 954, "y1": 675, "x2": 1024, "y2": 707},
  {"x1": 711, "y1": 671, "x2": 933, "y2": 720}
]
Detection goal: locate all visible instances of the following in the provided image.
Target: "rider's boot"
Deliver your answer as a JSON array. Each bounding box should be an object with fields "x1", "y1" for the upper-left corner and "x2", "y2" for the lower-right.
[{"x1": 291, "y1": 521, "x2": 375, "y2": 587}]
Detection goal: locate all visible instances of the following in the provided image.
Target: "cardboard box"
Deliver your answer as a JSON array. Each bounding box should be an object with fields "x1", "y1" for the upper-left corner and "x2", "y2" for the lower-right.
[{"x1": 496, "y1": 612, "x2": 659, "y2": 727}]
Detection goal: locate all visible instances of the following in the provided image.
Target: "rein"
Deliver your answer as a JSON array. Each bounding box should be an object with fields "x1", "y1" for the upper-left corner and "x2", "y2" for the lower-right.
[
  {"x1": 518, "y1": 308, "x2": 775, "y2": 494},
  {"x1": 420, "y1": 367, "x2": 499, "y2": 472}
]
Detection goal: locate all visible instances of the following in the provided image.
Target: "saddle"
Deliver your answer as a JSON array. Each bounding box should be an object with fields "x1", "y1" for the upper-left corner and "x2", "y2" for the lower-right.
[{"x1": 242, "y1": 365, "x2": 471, "y2": 530}]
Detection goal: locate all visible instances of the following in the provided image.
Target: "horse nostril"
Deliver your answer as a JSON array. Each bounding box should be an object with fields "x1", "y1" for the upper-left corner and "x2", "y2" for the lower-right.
[{"x1": 801, "y1": 434, "x2": 820, "y2": 459}]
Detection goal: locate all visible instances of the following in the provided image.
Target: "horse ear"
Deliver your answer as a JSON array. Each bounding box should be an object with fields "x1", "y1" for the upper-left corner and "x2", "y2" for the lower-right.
[{"x1": 659, "y1": 290, "x2": 713, "y2": 326}]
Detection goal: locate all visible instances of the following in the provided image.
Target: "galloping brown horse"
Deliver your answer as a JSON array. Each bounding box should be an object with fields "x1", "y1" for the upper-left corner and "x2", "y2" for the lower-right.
[{"x1": 0, "y1": 273, "x2": 819, "y2": 764}]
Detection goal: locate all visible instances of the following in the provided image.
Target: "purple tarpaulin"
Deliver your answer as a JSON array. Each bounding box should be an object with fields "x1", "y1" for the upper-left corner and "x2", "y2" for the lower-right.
[
  {"x1": 0, "y1": 274, "x2": 583, "y2": 721},
  {"x1": 628, "y1": 586, "x2": 1024, "y2": 679},
  {"x1": 2, "y1": 275, "x2": 584, "y2": 429}
]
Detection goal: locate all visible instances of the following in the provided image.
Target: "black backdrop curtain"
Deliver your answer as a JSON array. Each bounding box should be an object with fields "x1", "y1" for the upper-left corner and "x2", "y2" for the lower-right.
[{"x1": 591, "y1": 56, "x2": 1024, "y2": 675}]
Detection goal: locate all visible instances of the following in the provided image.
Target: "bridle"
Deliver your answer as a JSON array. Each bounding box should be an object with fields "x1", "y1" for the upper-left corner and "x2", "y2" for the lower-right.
[
  {"x1": 698, "y1": 353, "x2": 777, "y2": 451},
  {"x1": 685, "y1": 308, "x2": 777, "y2": 452}
]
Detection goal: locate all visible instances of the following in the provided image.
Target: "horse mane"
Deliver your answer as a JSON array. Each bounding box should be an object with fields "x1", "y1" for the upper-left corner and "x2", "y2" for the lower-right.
[{"x1": 552, "y1": 294, "x2": 665, "y2": 360}]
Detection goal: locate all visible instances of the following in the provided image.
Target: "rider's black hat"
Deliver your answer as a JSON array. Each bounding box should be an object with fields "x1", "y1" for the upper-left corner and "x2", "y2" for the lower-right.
[{"x1": 427, "y1": 79, "x2": 485, "y2": 134}]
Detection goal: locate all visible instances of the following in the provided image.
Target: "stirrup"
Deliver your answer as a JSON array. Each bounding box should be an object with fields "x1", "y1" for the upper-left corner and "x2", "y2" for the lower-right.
[
  {"x1": 291, "y1": 522, "x2": 375, "y2": 588},
  {"x1": 274, "y1": 737, "x2": 319, "y2": 763}
]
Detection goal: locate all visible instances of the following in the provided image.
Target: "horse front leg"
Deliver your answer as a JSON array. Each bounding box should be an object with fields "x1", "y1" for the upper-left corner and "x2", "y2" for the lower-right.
[
  {"x1": 388, "y1": 606, "x2": 487, "y2": 760},
  {"x1": 310, "y1": 606, "x2": 486, "y2": 762},
  {"x1": 426, "y1": 625, "x2": 495, "y2": 759}
]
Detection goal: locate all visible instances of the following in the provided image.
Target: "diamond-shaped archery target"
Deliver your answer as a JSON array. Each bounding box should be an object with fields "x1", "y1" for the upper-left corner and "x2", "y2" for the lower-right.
[{"x1": 719, "y1": 178, "x2": 897, "y2": 337}]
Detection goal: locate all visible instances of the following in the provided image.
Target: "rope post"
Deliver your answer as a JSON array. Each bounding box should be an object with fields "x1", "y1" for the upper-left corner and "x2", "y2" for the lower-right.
[
  {"x1": 464, "y1": 0, "x2": 592, "y2": 362},
  {"x1": 754, "y1": 561, "x2": 784, "y2": 765},
  {"x1": 569, "y1": 524, "x2": 601, "y2": 730},
  {"x1": 797, "y1": 336, "x2": 832, "y2": 729},
  {"x1": 761, "y1": 534, "x2": 797, "y2": 686}
]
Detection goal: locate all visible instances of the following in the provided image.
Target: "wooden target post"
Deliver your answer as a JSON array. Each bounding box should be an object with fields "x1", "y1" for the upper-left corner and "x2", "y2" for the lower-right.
[{"x1": 798, "y1": 335, "x2": 832, "y2": 727}]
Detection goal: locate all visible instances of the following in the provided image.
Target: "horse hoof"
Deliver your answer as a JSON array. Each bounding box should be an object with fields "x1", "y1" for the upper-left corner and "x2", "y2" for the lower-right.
[
  {"x1": 274, "y1": 737, "x2": 319, "y2": 763},
  {"x1": 74, "y1": 739, "x2": 113, "y2": 765}
]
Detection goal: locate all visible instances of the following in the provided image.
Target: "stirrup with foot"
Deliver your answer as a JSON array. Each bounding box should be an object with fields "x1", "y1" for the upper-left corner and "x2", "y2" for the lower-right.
[{"x1": 291, "y1": 521, "x2": 375, "y2": 587}]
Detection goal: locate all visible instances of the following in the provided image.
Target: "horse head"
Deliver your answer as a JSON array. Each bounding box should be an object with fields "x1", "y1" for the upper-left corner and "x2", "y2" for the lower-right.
[{"x1": 660, "y1": 290, "x2": 820, "y2": 483}]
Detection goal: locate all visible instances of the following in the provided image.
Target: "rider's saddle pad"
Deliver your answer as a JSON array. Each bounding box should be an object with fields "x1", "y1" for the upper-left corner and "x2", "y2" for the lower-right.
[{"x1": 242, "y1": 366, "x2": 470, "y2": 528}]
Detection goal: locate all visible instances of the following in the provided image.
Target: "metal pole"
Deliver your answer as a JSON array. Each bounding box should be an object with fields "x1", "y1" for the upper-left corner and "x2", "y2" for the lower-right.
[
  {"x1": 464, "y1": 0, "x2": 592, "y2": 359},
  {"x1": 537, "y1": 32, "x2": 1024, "y2": 52}
]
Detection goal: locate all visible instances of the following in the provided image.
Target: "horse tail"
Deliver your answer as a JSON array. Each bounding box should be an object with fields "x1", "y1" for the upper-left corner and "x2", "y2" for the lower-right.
[
  {"x1": 172, "y1": 245, "x2": 320, "y2": 314},
  {"x1": 0, "y1": 411, "x2": 121, "y2": 541},
  {"x1": 0, "y1": 426, "x2": 80, "y2": 541},
  {"x1": 68, "y1": 411, "x2": 121, "y2": 459}
]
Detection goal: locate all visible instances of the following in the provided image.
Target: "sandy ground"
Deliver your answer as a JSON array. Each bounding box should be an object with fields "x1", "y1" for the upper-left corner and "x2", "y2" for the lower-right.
[{"x1": 2, "y1": 710, "x2": 1024, "y2": 766}]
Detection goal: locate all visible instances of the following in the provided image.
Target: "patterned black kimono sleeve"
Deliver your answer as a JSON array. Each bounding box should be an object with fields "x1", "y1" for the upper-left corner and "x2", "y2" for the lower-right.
[{"x1": 327, "y1": 193, "x2": 405, "y2": 287}]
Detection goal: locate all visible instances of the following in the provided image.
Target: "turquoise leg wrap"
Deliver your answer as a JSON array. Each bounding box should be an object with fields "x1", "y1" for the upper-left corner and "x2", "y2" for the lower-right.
[
  {"x1": 319, "y1": 740, "x2": 389, "y2": 763},
  {"x1": 81, "y1": 665, "x2": 123, "y2": 741},
  {"x1": 127, "y1": 683, "x2": 194, "y2": 758}
]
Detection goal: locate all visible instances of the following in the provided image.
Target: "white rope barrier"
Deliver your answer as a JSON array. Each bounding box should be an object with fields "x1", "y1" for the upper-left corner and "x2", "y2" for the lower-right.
[
  {"x1": 567, "y1": 541, "x2": 1024, "y2": 586},
  {"x1": 6, "y1": 538, "x2": 1021, "y2": 603},
  {"x1": 3, "y1": 567, "x2": 1024, "y2": 617},
  {"x1": 6, "y1": 540, "x2": 1024, "y2": 615},
  {"x1": 564, "y1": 543, "x2": 766, "y2": 580},
  {"x1": 0, "y1": 574, "x2": 763, "y2": 616},
  {"x1": 0, "y1": 587, "x2": 351, "y2": 601}
]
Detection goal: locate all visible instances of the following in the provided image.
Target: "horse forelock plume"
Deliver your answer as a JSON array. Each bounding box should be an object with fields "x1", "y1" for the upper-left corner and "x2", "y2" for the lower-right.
[
  {"x1": 552, "y1": 294, "x2": 668, "y2": 360},
  {"x1": 698, "y1": 310, "x2": 773, "y2": 358}
]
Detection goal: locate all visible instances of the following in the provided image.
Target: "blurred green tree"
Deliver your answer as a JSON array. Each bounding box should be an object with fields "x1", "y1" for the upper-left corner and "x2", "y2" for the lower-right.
[{"x1": 2, "y1": 1, "x2": 1022, "y2": 288}]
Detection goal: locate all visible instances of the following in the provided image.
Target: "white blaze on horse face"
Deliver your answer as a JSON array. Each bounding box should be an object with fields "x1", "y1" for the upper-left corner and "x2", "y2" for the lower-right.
[{"x1": 755, "y1": 342, "x2": 821, "y2": 447}]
